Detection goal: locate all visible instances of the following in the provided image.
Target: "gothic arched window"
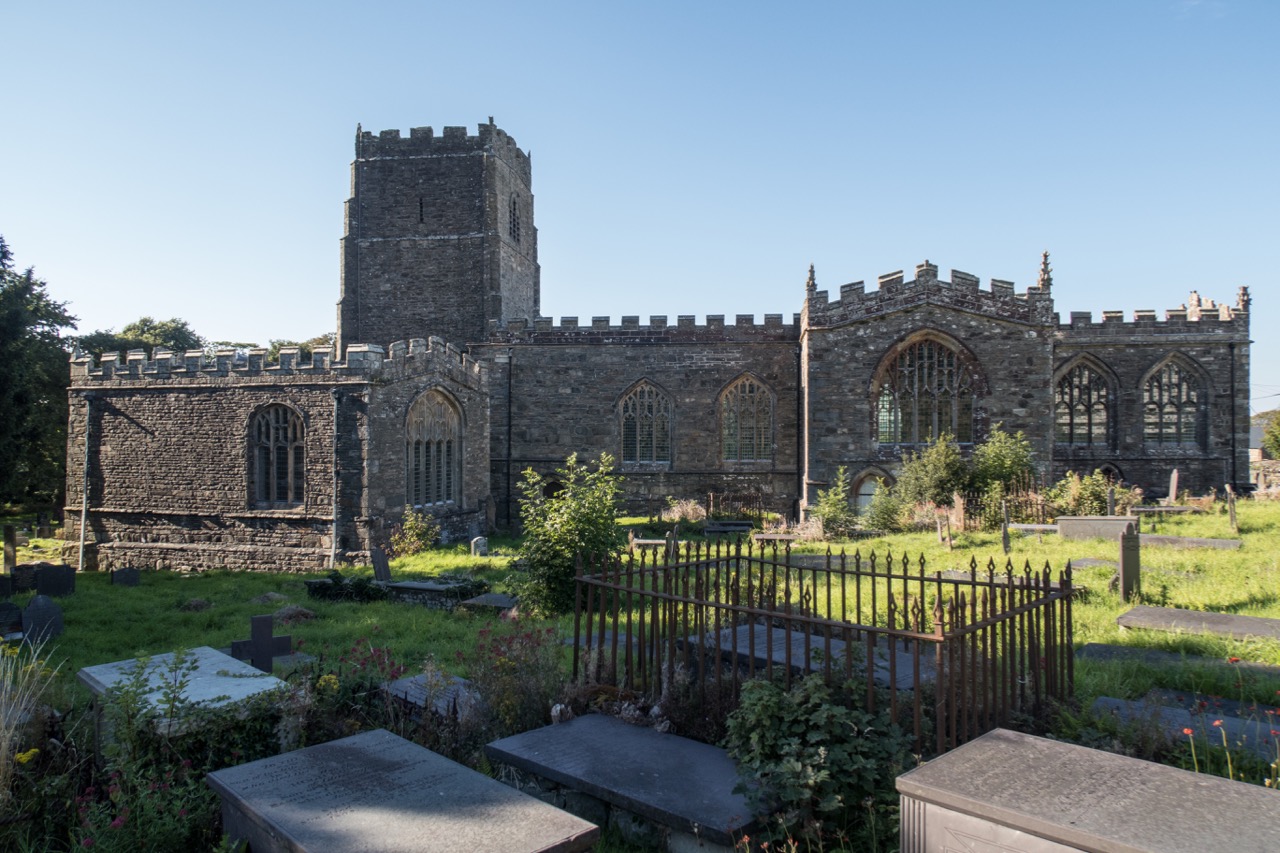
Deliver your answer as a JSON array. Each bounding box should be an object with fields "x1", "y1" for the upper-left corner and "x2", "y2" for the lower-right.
[
  {"x1": 407, "y1": 390, "x2": 462, "y2": 506},
  {"x1": 1055, "y1": 361, "x2": 1112, "y2": 446},
  {"x1": 721, "y1": 375, "x2": 774, "y2": 462},
  {"x1": 250, "y1": 405, "x2": 304, "y2": 507},
  {"x1": 620, "y1": 382, "x2": 672, "y2": 463},
  {"x1": 1143, "y1": 359, "x2": 1205, "y2": 447},
  {"x1": 875, "y1": 337, "x2": 979, "y2": 444}
]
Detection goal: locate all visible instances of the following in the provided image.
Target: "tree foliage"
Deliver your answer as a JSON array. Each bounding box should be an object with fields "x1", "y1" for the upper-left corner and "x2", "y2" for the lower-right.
[
  {"x1": 810, "y1": 466, "x2": 859, "y2": 540},
  {"x1": 970, "y1": 425, "x2": 1035, "y2": 491},
  {"x1": 266, "y1": 333, "x2": 336, "y2": 361},
  {"x1": 77, "y1": 316, "x2": 204, "y2": 357},
  {"x1": 513, "y1": 453, "x2": 623, "y2": 615},
  {"x1": 893, "y1": 434, "x2": 969, "y2": 507},
  {"x1": 0, "y1": 236, "x2": 77, "y2": 505},
  {"x1": 1265, "y1": 416, "x2": 1280, "y2": 461}
]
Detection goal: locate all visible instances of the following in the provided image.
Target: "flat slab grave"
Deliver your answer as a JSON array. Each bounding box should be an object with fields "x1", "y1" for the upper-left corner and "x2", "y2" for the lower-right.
[
  {"x1": 1117, "y1": 605, "x2": 1280, "y2": 643},
  {"x1": 383, "y1": 673, "x2": 482, "y2": 720},
  {"x1": 458, "y1": 592, "x2": 519, "y2": 614},
  {"x1": 896, "y1": 728, "x2": 1280, "y2": 853},
  {"x1": 486, "y1": 714, "x2": 752, "y2": 850},
  {"x1": 78, "y1": 646, "x2": 287, "y2": 714},
  {"x1": 1076, "y1": 642, "x2": 1280, "y2": 677},
  {"x1": 1056, "y1": 516, "x2": 1137, "y2": 541},
  {"x1": 1139, "y1": 533, "x2": 1242, "y2": 550},
  {"x1": 1092, "y1": 691, "x2": 1280, "y2": 761},
  {"x1": 700, "y1": 624, "x2": 937, "y2": 690},
  {"x1": 208, "y1": 729, "x2": 599, "y2": 853}
]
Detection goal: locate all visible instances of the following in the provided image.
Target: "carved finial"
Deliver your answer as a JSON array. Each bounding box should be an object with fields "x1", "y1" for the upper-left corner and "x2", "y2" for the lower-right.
[
  {"x1": 1237, "y1": 285, "x2": 1251, "y2": 313},
  {"x1": 1037, "y1": 251, "x2": 1053, "y2": 290},
  {"x1": 806, "y1": 263, "x2": 816, "y2": 295}
]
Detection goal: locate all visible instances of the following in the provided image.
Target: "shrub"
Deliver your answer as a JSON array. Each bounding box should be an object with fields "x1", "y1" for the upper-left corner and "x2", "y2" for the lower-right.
[
  {"x1": 810, "y1": 467, "x2": 859, "y2": 540},
  {"x1": 894, "y1": 435, "x2": 968, "y2": 508},
  {"x1": 860, "y1": 479, "x2": 904, "y2": 533},
  {"x1": 0, "y1": 640, "x2": 60, "y2": 815},
  {"x1": 388, "y1": 508, "x2": 441, "y2": 557},
  {"x1": 725, "y1": 675, "x2": 912, "y2": 848},
  {"x1": 1046, "y1": 470, "x2": 1142, "y2": 516},
  {"x1": 971, "y1": 425, "x2": 1035, "y2": 492},
  {"x1": 465, "y1": 619, "x2": 564, "y2": 737},
  {"x1": 513, "y1": 453, "x2": 623, "y2": 615}
]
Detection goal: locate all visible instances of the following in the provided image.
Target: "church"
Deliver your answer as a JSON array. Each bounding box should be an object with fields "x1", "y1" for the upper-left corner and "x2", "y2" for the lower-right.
[{"x1": 62, "y1": 121, "x2": 1252, "y2": 572}]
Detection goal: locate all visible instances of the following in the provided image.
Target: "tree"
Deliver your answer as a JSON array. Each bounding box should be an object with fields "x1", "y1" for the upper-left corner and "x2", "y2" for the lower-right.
[
  {"x1": 514, "y1": 453, "x2": 623, "y2": 615},
  {"x1": 266, "y1": 333, "x2": 337, "y2": 361},
  {"x1": 77, "y1": 316, "x2": 203, "y2": 357},
  {"x1": 0, "y1": 236, "x2": 77, "y2": 505},
  {"x1": 970, "y1": 424, "x2": 1036, "y2": 491},
  {"x1": 810, "y1": 466, "x2": 859, "y2": 540},
  {"x1": 893, "y1": 435, "x2": 969, "y2": 507},
  {"x1": 1265, "y1": 416, "x2": 1280, "y2": 461}
]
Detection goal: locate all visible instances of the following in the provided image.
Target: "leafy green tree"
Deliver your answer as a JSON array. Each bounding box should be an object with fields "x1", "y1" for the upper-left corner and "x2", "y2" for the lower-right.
[
  {"x1": 514, "y1": 453, "x2": 623, "y2": 615},
  {"x1": 810, "y1": 466, "x2": 859, "y2": 540},
  {"x1": 266, "y1": 333, "x2": 337, "y2": 361},
  {"x1": 77, "y1": 316, "x2": 204, "y2": 357},
  {"x1": 860, "y1": 479, "x2": 904, "y2": 532},
  {"x1": 1264, "y1": 416, "x2": 1280, "y2": 460},
  {"x1": 971, "y1": 424, "x2": 1036, "y2": 491},
  {"x1": 894, "y1": 434, "x2": 969, "y2": 507},
  {"x1": 0, "y1": 236, "x2": 77, "y2": 505}
]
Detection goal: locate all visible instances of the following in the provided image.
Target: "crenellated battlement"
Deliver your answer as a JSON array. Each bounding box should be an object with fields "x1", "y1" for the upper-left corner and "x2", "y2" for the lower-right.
[
  {"x1": 485, "y1": 312, "x2": 801, "y2": 344},
  {"x1": 804, "y1": 260, "x2": 1057, "y2": 328},
  {"x1": 1056, "y1": 288, "x2": 1250, "y2": 336},
  {"x1": 354, "y1": 119, "x2": 530, "y2": 180},
  {"x1": 69, "y1": 337, "x2": 485, "y2": 385}
]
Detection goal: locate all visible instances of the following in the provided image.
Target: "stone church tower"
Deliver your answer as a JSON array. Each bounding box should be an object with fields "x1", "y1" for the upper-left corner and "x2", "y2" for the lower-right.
[{"x1": 336, "y1": 120, "x2": 539, "y2": 353}]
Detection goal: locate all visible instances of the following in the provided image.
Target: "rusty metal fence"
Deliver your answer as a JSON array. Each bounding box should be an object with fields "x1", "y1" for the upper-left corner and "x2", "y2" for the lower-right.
[{"x1": 572, "y1": 541, "x2": 1073, "y2": 755}]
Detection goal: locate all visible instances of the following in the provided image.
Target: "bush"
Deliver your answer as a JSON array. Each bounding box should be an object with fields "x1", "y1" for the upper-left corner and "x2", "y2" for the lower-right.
[
  {"x1": 513, "y1": 453, "x2": 623, "y2": 615},
  {"x1": 388, "y1": 508, "x2": 440, "y2": 557},
  {"x1": 810, "y1": 467, "x2": 859, "y2": 540},
  {"x1": 894, "y1": 435, "x2": 968, "y2": 508},
  {"x1": 860, "y1": 479, "x2": 904, "y2": 533},
  {"x1": 971, "y1": 425, "x2": 1035, "y2": 492},
  {"x1": 465, "y1": 619, "x2": 563, "y2": 737},
  {"x1": 724, "y1": 675, "x2": 912, "y2": 848},
  {"x1": 1046, "y1": 470, "x2": 1142, "y2": 516}
]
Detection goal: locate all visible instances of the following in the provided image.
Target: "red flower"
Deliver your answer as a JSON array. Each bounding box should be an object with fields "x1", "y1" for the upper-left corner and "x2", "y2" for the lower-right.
[
  {"x1": 1183, "y1": 727, "x2": 1194, "y2": 736},
  {"x1": 1228, "y1": 657, "x2": 1241, "y2": 663},
  {"x1": 1213, "y1": 719, "x2": 1223, "y2": 727}
]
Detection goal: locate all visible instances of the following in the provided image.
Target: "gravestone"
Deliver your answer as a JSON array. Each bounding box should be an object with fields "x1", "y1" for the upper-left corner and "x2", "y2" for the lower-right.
[
  {"x1": 229, "y1": 614, "x2": 292, "y2": 673},
  {"x1": 1056, "y1": 516, "x2": 1137, "y2": 541},
  {"x1": 207, "y1": 729, "x2": 599, "y2": 853},
  {"x1": 896, "y1": 728, "x2": 1280, "y2": 853},
  {"x1": 383, "y1": 673, "x2": 483, "y2": 721},
  {"x1": 0, "y1": 574, "x2": 11, "y2": 599},
  {"x1": 2, "y1": 524, "x2": 14, "y2": 573},
  {"x1": 1106, "y1": 486, "x2": 1115, "y2": 516},
  {"x1": 1226, "y1": 483, "x2": 1238, "y2": 532},
  {"x1": 1117, "y1": 605, "x2": 1280, "y2": 643},
  {"x1": 1118, "y1": 523, "x2": 1140, "y2": 602},
  {"x1": 371, "y1": 546, "x2": 393, "y2": 583},
  {"x1": 78, "y1": 647, "x2": 287, "y2": 728},
  {"x1": 34, "y1": 563, "x2": 75, "y2": 597},
  {"x1": 1167, "y1": 467, "x2": 1180, "y2": 505},
  {"x1": 0, "y1": 601, "x2": 23, "y2": 641},
  {"x1": 23, "y1": 594, "x2": 64, "y2": 643},
  {"x1": 1000, "y1": 500, "x2": 1010, "y2": 554},
  {"x1": 471, "y1": 536, "x2": 489, "y2": 557},
  {"x1": 111, "y1": 567, "x2": 141, "y2": 587},
  {"x1": 35, "y1": 512, "x2": 51, "y2": 539},
  {"x1": 11, "y1": 565, "x2": 36, "y2": 592},
  {"x1": 459, "y1": 592, "x2": 519, "y2": 614}
]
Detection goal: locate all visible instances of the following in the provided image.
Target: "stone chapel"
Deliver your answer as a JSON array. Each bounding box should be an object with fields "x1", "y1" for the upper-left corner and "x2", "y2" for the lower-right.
[{"x1": 62, "y1": 121, "x2": 1252, "y2": 572}]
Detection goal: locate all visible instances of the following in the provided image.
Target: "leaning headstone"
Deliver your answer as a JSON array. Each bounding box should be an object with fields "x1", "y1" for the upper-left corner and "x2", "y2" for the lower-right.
[
  {"x1": 470, "y1": 536, "x2": 488, "y2": 557},
  {"x1": 23, "y1": 594, "x2": 64, "y2": 643},
  {"x1": 897, "y1": 728, "x2": 1280, "y2": 852},
  {"x1": 111, "y1": 567, "x2": 141, "y2": 587},
  {"x1": 34, "y1": 563, "x2": 75, "y2": 597},
  {"x1": 1118, "y1": 523, "x2": 1140, "y2": 602},
  {"x1": 207, "y1": 729, "x2": 599, "y2": 853},
  {"x1": 371, "y1": 546, "x2": 393, "y2": 583},
  {"x1": 2, "y1": 525, "x2": 15, "y2": 573}
]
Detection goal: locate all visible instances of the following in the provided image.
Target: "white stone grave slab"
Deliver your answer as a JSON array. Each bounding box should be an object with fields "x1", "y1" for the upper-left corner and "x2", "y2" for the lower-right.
[
  {"x1": 78, "y1": 645, "x2": 287, "y2": 710},
  {"x1": 207, "y1": 729, "x2": 599, "y2": 853}
]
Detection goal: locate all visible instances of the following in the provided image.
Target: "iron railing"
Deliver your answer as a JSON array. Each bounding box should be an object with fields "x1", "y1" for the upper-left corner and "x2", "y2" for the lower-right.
[{"x1": 572, "y1": 541, "x2": 1073, "y2": 755}]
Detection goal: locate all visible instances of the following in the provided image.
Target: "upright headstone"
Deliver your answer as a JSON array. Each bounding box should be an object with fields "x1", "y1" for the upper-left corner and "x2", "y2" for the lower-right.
[
  {"x1": 470, "y1": 536, "x2": 488, "y2": 557},
  {"x1": 371, "y1": 546, "x2": 392, "y2": 583},
  {"x1": 229, "y1": 614, "x2": 292, "y2": 674},
  {"x1": 111, "y1": 567, "x2": 141, "y2": 587},
  {"x1": 1226, "y1": 483, "x2": 1238, "y2": 533},
  {"x1": 35, "y1": 512, "x2": 51, "y2": 539},
  {"x1": 34, "y1": 563, "x2": 75, "y2": 597},
  {"x1": 1106, "y1": 486, "x2": 1116, "y2": 517},
  {"x1": 1167, "y1": 468, "x2": 1180, "y2": 505},
  {"x1": 1118, "y1": 523, "x2": 1141, "y2": 602},
  {"x1": 2, "y1": 525, "x2": 15, "y2": 573},
  {"x1": 23, "y1": 594, "x2": 64, "y2": 643},
  {"x1": 1000, "y1": 501, "x2": 1010, "y2": 555}
]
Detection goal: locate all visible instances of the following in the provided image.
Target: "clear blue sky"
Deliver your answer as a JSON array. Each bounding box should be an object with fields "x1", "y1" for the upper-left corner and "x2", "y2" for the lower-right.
[{"x1": 4, "y1": 1, "x2": 1277, "y2": 412}]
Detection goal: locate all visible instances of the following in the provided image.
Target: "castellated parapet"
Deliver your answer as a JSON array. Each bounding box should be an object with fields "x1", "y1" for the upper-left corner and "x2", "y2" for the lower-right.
[
  {"x1": 487, "y1": 312, "x2": 802, "y2": 344},
  {"x1": 355, "y1": 120, "x2": 531, "y2": 184},
  {"x1": 68, "y1": 338, "x2": 486, "y2": 386},
  {"x1": 804, "y1": 261, "x2": 1057, "y2": 328},
  {"x1": 1056, "y1": 287, "x2": 1251, "y2": 341}
]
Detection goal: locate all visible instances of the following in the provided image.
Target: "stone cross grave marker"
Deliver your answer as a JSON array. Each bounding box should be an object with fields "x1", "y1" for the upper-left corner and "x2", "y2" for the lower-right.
[
  {"x1": 206, "y1": 728, "x2": 600, "y2": 853},
  {"x1": 2, "y1": 524, "x2": 15, "y2": 573},
  {"x1": 371, "y1": 546, "x2": 393, "y2": 583},
  {"x1": 111, "y1": 567, "x2": 141, "y2": 587},
  {"x1": 23, "y1": 594, "x2": 64, "y2": 643},
  {"x1": 1118, "y1": 523, "x2": 1141, "y2": 602},
  {"x1": 229, "y1": 614, "x2": 292, "y2": 674},
  {"x1": 34, "y1": 563, "x2": 75, "y2": 597}
]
